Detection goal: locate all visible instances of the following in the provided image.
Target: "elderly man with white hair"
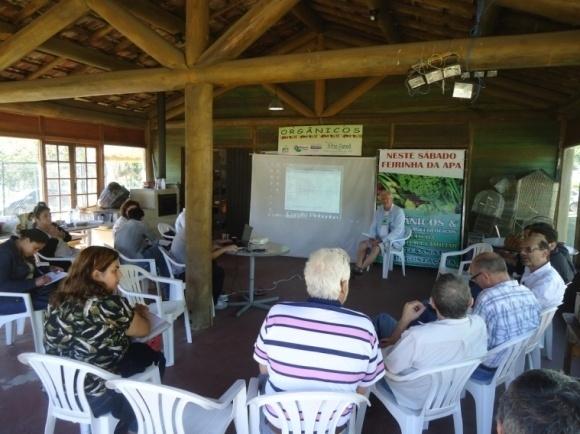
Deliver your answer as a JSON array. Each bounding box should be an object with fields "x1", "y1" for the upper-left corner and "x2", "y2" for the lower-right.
[{"x1": 253, "y1": 248, "x2": 384, "y2": 415}]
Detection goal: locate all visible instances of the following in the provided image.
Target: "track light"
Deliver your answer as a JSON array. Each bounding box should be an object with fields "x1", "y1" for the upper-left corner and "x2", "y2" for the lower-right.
[{"x1": 268, "y1": 97, "x2": 284, "y2": 111}]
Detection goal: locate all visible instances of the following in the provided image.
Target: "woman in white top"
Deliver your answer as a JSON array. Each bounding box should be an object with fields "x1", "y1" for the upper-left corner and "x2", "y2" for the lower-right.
[{"x1": 112, "y1": 199, "x2": 140, "y2": 236}]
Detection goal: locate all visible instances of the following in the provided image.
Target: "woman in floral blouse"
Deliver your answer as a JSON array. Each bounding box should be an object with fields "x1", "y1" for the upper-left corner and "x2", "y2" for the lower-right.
[{"x1": 44, "y1": 246, "x2": 165, "y2": 434}]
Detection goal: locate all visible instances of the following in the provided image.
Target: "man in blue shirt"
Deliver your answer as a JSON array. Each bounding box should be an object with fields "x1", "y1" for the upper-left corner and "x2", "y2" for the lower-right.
[{"x1": 353, "y1": 189, "x2": 405, "y2": 274}]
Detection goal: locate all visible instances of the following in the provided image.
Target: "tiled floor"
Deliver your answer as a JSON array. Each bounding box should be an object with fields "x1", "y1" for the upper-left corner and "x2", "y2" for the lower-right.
[{"x1": 1, "y1": 255, "x2": 578, "y2": 434}]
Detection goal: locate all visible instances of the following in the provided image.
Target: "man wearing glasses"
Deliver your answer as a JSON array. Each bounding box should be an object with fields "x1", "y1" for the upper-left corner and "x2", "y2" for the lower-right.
[
  {"x1": 469, "y1": 252, "x2": 540, "y2": 381},
  {"x1": 520, "y1": 233, "x2": 566, "y2": 310}
]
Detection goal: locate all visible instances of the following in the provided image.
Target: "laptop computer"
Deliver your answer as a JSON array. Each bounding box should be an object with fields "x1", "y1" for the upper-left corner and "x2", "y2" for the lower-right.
[{"x1": 236, "y1": 224, "x2": 253, "y2": 247}]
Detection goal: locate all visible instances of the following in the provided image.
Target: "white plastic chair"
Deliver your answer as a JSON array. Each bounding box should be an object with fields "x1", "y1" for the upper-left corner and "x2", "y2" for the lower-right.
[
  {"x1": 247, "y1": 377, "x2": 369, "y2": 434},
  {"x1": 36, "y1": 252, "x2": 75, "y2": 266},
  {"x1": 157, "y1": 223, "x2": 175, "y2": 240},
  {"x1": 464, "y1": 331, "x2": 534, "y2": 434},
  {"x1": 106, "y1": 378, "x2": 248, "y2": 434},
  {"x1": 379, "y1": 228, "x2": 413, "y2": 279},
  {"x1": 520, "y1": 306, "x2": 558, "y2": 372},
  {"x1": 366, "y1": 358, "x2": 481, "y2": 434},
  {"x1": 118, "y1": 264, "x2": 192, "y2": 367},
  {"x1": 438, "y1": 243, "x2": 493, "y2": 276},
  {"x1": 0, "y1": 292, "x2": 44, "y2": 353},
  {"x1": 18, "y1": 352, "x2": 161, "y2": 434}
]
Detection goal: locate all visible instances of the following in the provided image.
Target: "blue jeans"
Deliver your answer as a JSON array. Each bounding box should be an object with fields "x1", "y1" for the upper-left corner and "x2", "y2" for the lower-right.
[
  {"x1": 470, "y1": 364, "x2": 497, "y2": 383},
  {"x1": 373, "y1": 313, "x2": 398, "y2": 340}
]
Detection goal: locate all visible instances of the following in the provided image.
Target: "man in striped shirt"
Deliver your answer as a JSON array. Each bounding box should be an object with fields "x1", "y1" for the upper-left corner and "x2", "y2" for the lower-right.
[{"x1": 253, "y1": 248, "x2": 384, "y2": 426}]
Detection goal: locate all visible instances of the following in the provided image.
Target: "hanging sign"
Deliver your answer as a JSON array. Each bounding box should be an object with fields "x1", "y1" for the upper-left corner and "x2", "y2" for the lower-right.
[
  {"x1": 378, "y1": 149, "x2": 466, "y2": 268},
  {"x1": 278, "y1": 125, "x2": 363, "y2": 156}
]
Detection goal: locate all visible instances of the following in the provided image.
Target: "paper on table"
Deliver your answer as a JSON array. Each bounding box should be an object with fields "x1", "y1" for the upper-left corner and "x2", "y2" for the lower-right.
[
  {"x1": 133, "y1": 310, "x2": 171, "y2": 343},
  {"x1": 43, "y1": 271, "x2": 67, "y2": 286}
]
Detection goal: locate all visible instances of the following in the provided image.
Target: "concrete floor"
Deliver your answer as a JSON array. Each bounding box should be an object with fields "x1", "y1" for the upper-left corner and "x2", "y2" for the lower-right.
[{"x1": 1, "y1": 255, "x2": 578, "y2": 434}]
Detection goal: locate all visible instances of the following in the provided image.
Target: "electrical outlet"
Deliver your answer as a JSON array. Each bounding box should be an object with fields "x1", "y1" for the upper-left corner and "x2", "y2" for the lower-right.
[
  {"x1": 443, "y1": 64, "x2": 462, "y2": 78},
  {"x1": 425, "y1": 69, "x2": 444, "y2": 84}
]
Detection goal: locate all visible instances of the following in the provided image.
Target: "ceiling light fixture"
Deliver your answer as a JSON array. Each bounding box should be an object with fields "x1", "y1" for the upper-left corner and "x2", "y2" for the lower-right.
[
  {"x1": 369, "y1": 9, "x2": 378, "y2": 21},
  {"x1": 268, "y1": 97, "x2": 284, "y2": 111}
]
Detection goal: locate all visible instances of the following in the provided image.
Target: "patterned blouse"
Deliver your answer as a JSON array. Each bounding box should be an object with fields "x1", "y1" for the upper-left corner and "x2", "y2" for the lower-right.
[{"x1": 44, "y1": 294, "x2": 134, "y2": 396}]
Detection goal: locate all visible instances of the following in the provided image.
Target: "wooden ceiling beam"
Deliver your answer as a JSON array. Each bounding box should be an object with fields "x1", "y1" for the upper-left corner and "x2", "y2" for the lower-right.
[
  {"x1": 186, "y1": 0, "x2": 209, "y2": 66},
  {"x1": 559, "y1": 93, "x2": 580, "y2": 116},
  {"x1": 86, "y1": 0, "x2": 186, "y2": 69},
  {"x1": 314, "y1": 35, "x2": 325, "y2": 116},
  {"x1": 269, "y1": 30, "x2": 317, "y2": 55},
  {"x1": 322, "y1": 76, "x2": 384, "y2": 117},
  {"x1": 262, "y1": 83, "x2": 316, "y2": 117},
  {"x1": 0, "y1": 0, "x2": 89, "y2": 72},
  {"x1": 496, "y1": 0, "x2": 580, "y2": 26},
  {"x1": 1, "y1": 30, "x2": 580, "y2": 103},
  {"x1": 291, "y1": 1, "x2": 325, "y2": 33},
  {"x1": 366, "y1": 0, "x2": 400, "y2": 43},
  {"x1": 0, "y1": 101, "x2": 146, "y2": 129},
  {"x1": 323, "y1": 26, "x2": 382, "y2": 47},
  {"x1": 27, "y1": 56, "x2": 65, "y2": 80},
  {"x1": 197, "y1": 0, "x2": 300, "y2": 65},
  {"x1": 118, "y1": 0, "x2": 185, "y2": 35}
]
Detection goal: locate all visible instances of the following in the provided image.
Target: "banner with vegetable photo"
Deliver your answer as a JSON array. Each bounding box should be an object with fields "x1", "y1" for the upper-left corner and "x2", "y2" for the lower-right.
[{"x1": 378, "y1": 149, "x2": 466, "y2": 268}]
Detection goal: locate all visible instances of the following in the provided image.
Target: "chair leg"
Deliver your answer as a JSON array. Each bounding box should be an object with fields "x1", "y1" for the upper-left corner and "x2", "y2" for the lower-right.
[
  {"x1": 5, "y1": 321, "x2": 13, "y2": 345},
  {"x1": 401, "y1": 255, "x2": 406, "y2": 277},
  {"x1": 470, "y1": 386, "x2": 496, "y2": 434},
  {"x1": 382, "y1": 257, "x2": 389, "y2": 279},
  {"x1": 182, "y1": 310, "x2": 192, "y2": 344},
  {"x1": 543, "y1": 324, "x2": 554, "y2": 360},
  {"x1": 16, "y1": 317, "x2": 25, "y2": 335},
  {"x1": 44, "y1": 413, "x2": 56, "y2": 434},
  {"x1": 452, "y1": 406, "x2": 464, "y2": 434},
  {"x1": 529, "y1": 347, "x2": 541, "y2": 370},
  {"x1": 163, "y1": 326, "x2": 175, "y2": 367},
  {"x1": 31, "y1": 310, "x2": 45, "y2": 354},
  {"x1": 396, "y1": 415, "x2": 423, "y2": 434}
]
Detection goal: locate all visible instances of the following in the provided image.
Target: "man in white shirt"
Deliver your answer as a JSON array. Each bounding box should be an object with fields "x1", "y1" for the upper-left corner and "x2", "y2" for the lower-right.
[
  {"x1": 520, "y1": 233, "x2": 566, "y2": 310},
  {"x1": 354, "y1": 189, "x2": 406, "y2": 274},
  {"x1": 374, "y1": 274, "x2": 487, "y2": 410}
]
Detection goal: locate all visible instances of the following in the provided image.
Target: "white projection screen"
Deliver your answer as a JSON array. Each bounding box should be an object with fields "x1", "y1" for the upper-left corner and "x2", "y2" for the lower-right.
[{"x1": 250, "y1": 154, "x2": 377, "y2": 258}]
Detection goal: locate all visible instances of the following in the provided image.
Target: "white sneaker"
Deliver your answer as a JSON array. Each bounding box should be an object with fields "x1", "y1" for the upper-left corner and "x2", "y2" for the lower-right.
[
  {"x1": 218, "y1": 294, "x2": 229, "y2": 302},
  {"x1": 215, "y1": 299, "x2": 228, "y2": 310}
]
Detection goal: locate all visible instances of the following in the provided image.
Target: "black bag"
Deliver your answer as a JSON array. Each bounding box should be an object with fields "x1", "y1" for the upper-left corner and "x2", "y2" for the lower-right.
[{"x1": 97, "y1": 182, "x2": 130, "y2": 209}]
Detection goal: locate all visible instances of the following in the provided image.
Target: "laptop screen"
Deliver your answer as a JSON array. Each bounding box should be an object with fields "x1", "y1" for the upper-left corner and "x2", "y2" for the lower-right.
[{"x1": 241, "y1": 224, "x2": 253, "y2": 243}]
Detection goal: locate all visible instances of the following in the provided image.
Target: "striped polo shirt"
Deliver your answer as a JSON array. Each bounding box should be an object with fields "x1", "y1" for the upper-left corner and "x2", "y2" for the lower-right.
[{"x1": 254, "y1": 298, "x2": 385, "y2": 395}]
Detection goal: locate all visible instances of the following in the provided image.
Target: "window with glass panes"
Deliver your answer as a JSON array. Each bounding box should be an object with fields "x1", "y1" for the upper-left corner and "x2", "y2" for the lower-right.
[{"x1": 44, "y1": 143, "x2": 99, "y2": 220}]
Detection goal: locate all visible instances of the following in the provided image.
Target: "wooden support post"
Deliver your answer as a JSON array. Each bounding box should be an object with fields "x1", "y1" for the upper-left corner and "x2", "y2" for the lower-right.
[
  {"x1": 185, "y1": 83, "x2": 214, "y2": 330},
  {"x1": 314, "y1": 34, "x2": 325, "y2": 116},
  {"x1": 0, "y1": 0, "x2": 88, "y2": 72},
  {"x1": 262, "y1": 83, "x2": 316, "y2": 117},
  {"x1": 87, "y1": 0, "x2": 186, "y2": 69},
  {"x1": 197, "y1": 0, "x2": 300, "y2": 65},
  {"x1": 186, "y1": 0, "x2": 209, "y2": 66},
  {"x1": 322, "y1": 76, "x2": 384, "y2": 117}
]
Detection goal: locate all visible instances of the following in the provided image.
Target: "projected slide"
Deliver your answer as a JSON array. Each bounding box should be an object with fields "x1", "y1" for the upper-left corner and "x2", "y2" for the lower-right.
[{"x1": 284, "y1": 165, "x2": 342, "y2": 215}]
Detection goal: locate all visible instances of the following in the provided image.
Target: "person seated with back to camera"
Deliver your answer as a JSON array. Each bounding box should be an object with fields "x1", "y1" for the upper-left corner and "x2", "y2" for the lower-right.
[
  {"x1": 353, "y1": 188, "x2": 405, "y2": 275},
  {"x1": 373, "y1": 273, "x2": 487, "y2": 410},
  {"x1": 44, "y1": 246, "x2": 165, "y2": 434},
  {"x1": 170, "y1": 208, "x2": 237, "y2": 310},
  {"x1": 496, "y1": 369, "x2": 580, "y2": 434},
  {"x1": 253, "y1": 248, "x2": 385, "y2": 431},
  {"x1": 112, "y1": 199, "x2": 140, "y2": 236},
  {"x1": 113, "y1": 206, "x2": 169, "y2": 279},
  {"x1": 31, "y1": 201, "x2": 78, "y2": 269},
  {"x1": 0, "y1": 228, "x2": 61, "y2": 314}
]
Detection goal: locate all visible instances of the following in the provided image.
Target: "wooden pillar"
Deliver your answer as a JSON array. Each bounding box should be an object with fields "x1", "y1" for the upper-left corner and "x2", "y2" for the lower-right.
[{"x1": 185, "y1": 83, "x2": 214, "y2": 329}]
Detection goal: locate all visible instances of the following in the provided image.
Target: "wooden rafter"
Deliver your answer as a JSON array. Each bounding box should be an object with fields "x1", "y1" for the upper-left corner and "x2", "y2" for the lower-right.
[
  {"x1": 86, "y1": 0, "x2": 186, "y2": 69},
  {"x1": 262, "y1": 83, "x2": 316, "y2": 117},
  {"x1": 366, "y1": 0, "x2": 400, "y2": 43},
  {"x1": 314, "y1": 34, "x2": 325, "y2": 116},
  {"x1": 197, "y1": 0, "x2": 300, "y2": 65},
  {"x1": 118, "y1": 0, "x2": 185, "y2": 35},
  {"x1": 0, "y1": 0, "x2": 89, "y2": 72},
  {"x1": 322, "y1": 76, "x2": 385, "y2": 117},
  {"x1": 269, "y1": 30, "x2": 317, "y2": 55},
  {"x1": 1, "y1": 30, "x2": 580, "y2": 103},
  {"x1": 89, "y1": 24, "x2": 115, "y2": 45},
  {"x1": 16, "y1": 0, "x2": 51, "y2": 23},
  {"x1": 27, "y1": 57, "x2": 65, "y2": 80},
  {"x1": 496, "y1": 0, "x2": 580, "y2": 26},
  {"x1": 292, "y1": 1, "x2": 325, "y2": 33},
  {"x1": 186, "y1": 0, "x2": 209, "y2": 66}
]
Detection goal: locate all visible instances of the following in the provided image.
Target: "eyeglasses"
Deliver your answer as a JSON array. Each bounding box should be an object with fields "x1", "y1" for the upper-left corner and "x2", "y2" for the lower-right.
[{"x1": 469, "y1": 272, "x2": 482, "y2": 282}]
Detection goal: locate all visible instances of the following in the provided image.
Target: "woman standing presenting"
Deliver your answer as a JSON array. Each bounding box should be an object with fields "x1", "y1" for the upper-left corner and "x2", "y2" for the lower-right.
[{"x1": 44, "y1": 246, "x2": 165, "y2": 434}]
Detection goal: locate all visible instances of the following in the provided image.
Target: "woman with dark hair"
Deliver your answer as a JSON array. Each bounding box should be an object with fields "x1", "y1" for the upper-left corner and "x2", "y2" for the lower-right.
[
  {"x1": 0, "y1": 228, "x2": 56, "y2": 314},
  {"x1": 112, "y1": 199, "x2": 140, "y2": 236},
  {"x1": 31, "y1": 202, "x2": 77, "y2": 263},
  {"x1": 44, "y1": 246, "x2": 165, "y2": 434}
]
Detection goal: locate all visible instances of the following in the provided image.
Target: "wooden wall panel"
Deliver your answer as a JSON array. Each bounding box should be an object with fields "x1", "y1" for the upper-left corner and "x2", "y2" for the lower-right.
[
  {"x1": 0, "y1": 112, "x2": 40, "y2": 137},
  {"x1": 103, "y1": 126, "x2": 145, "y2": 146},
  {"x1": 43, "y1": 118, "x2": 101, "y2": 142},
  {"x1": 393, "y1": 124, "x2": 469, "y2": 148},
  {"x1": 226, "y1": 148, "x2": 252, "y2": 238},
  {"x1": 564, "y1": 116, "x2": 580, "y2": 148}
]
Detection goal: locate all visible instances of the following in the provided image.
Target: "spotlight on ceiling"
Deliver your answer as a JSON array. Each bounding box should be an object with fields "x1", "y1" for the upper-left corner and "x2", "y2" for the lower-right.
[
  {"x1": 452, "y1": 82, "x2": 474, "y2": 99},
  {"x1": 369, "y1": 9, "x2": 378, "y2": 21},
  {"x1": 268, "y1": 97, "x2": 284, "y2": 111}
]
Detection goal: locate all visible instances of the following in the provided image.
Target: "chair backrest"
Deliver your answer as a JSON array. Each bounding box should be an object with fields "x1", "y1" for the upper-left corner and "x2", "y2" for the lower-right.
[
  {"x1": 486, "y1": 331, "x2": 535, "y2": 386},
  {"x1": 157, "y1": 223, "x2": 175, "y2": 239},
  {"x1": 118, "y1": 264, "x2": 154, "y2": 305},
  {"x1": 18, "y1": 352, "x2": 118, "y2": 423},
  {"x1": 525, "y1": 306, "x2": 558, "y2": 353},
  {"x1": 158, "y1": 246, "x2": 184, "y2": 280},
  {"x1": 36, "y1": 252, "x2": 75, "y2": 263},
  {"x1": 469, "y1": 242, "x2": 494, "y2": 256},
  {"x1": 248, "y1": 391, "x2": 369, "y2": 434},
  {"x1": 438, "y1": 242, "x2": 493, "y2": 275},
  {"x1": 107, "y1": 378, "x2": 242, "y2": 434},
  {"x1": 387, "y1": 358, "x2": 481, "y2": 420}
]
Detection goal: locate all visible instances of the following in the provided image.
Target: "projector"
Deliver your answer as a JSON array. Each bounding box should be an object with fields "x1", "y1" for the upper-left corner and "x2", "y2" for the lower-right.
[{"x1": 250, "y1": 237, "x2": 269, "y2": 246}]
